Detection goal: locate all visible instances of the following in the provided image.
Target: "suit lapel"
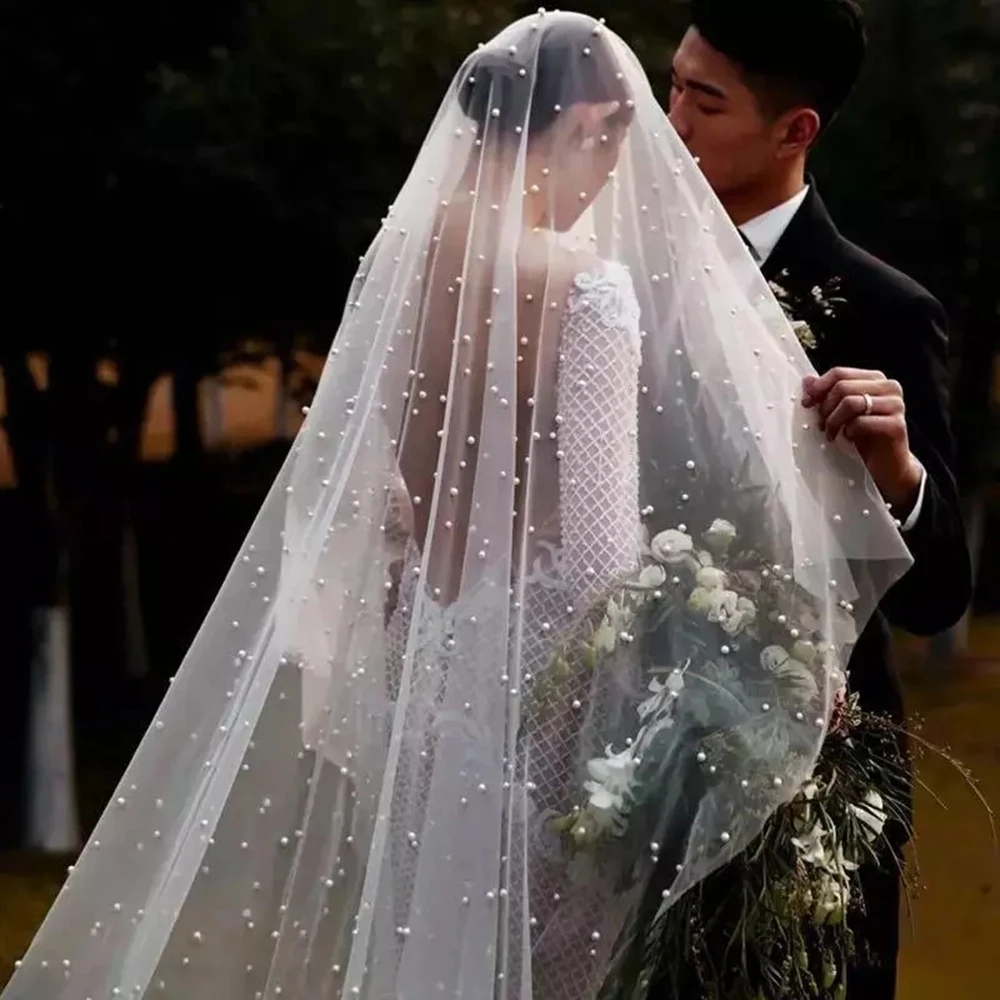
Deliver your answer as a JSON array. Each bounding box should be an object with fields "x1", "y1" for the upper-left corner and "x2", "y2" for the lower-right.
[{"x1": 758, "y1": 185, "x2": 846, "y2": 366}]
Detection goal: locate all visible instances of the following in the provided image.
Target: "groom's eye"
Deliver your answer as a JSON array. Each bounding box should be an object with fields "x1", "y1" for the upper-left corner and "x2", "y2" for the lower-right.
[{"x1": 671, "y1": 71, "x2": 726, "y2": 117}]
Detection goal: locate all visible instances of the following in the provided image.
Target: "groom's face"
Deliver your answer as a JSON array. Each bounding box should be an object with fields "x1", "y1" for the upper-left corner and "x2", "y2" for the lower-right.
[{"x1": 668, "y1": 29, "x2": 779, "y2": 199}]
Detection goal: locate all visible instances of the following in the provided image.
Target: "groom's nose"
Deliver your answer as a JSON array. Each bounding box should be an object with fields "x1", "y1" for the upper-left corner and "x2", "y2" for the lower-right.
[{"x1": 668, "y1": 99, "x2": 693, "y2": 144}]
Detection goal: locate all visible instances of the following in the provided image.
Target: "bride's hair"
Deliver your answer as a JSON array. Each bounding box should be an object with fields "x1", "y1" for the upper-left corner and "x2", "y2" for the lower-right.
[{"x1": 457, "y1": 12, "x2": 630, "y2": 140}]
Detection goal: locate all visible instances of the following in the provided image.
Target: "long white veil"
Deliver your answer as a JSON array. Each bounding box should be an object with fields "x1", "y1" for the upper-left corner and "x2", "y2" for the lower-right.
[{"x1": 3, "y1": 11, "x2": 912, "y2": 1000}]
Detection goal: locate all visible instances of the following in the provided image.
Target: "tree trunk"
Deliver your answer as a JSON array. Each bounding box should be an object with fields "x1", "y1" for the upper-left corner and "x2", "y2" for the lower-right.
[
  {"x1": 25, "y1": 446, "x2": 81, "y2": 852},
  {"x1": 24, "y1": 347, "x2": 104, "y2": 850},
  {"x1": 0, "y1": 353, "x2": 70, "y2": 850},
  {"x1": 173, "y1": 356, "x2": 203, "y2": 460},
  {"x1": 273, "y1": 351, "x2": 289, "y2": 439},
  {"x1": 202, "y1": 376, "x2": 225, "y2": 450},
  {"x1": 115, "y1": 363, "x2": 157, "y2": 681},
  {"x1": 27, "y1": 601, "x2": 80, "y2": 851},
  {"x1": 120, "y1": 508, "x2": 150, "y2": 679}
]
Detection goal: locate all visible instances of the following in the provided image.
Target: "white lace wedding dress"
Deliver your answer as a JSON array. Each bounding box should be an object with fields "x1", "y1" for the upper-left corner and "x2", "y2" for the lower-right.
[{"x1": 382, "y1": 259, "x2": 644, "y2": 998}]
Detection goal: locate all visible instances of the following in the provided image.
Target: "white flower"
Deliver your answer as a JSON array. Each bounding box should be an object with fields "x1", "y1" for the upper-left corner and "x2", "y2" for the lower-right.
[
  {"x1": 688, "y1": 587, "x2": 755, "y2": 636},
  {"x1": 582, "y1": 782, "x2": 624, "y2": 830},
  {"x1": 760, "y1": 645, "x2": 819, "y2": 703},
  {"x1": 686, "y1": 586, "x2": 715, "y2": 615},
  {"x1": 637, "y1": 564, "x2": 667, "y2": 589},
  {"x1": 798, "y1": 779, "x2": 820, "y2": 802},
  {"x1": 720, "y1": 596, "x2": 756, "y2": 636},
  {"x1": 791, "y1": 639, "x2": 820, "y2": 668},
  {"x1": 649, "y1": 528, "x2": 693, "y2": 564},
  {"x1": 760, "y1": 645, "x2": 790, "y2": 673},
  {"x1": 695, "y1": 566, "x2": 728, "y2": 591},
  {"x1": 812, "y1": 871, "x2": 849, "y2": 925},
  {"x1": 583, "y1": 745, "x2": 638, "y2": 831},
  {"x1": 831, "y1": 843, "x2": 859, "y2": 874},
  {"x1": 790, "y1": 821, "x2": 854, "y2": 924},
  {"x1": 591, "y1": 598, "x2": 633, "y2": 654},
  {"x1": 607, "y1": 596, "x2": 631, "y2": 630},
  {"x1": 637, "y1": 671, "x2": 682, "y2": 721},
  {"x1": 791, "y1": 820, "x2": 829, "y2": 866},
  {"x1": 586, "y1": 745, "x2": 638, "y2": 797},
  {"x1": 591, "y1": 617, "x2": 618, "y2": 655},
  {"x1": 849, "y1": 788, "x2": 887, "y2": 843},
  {"x1": 707, "y1": 590, "x2": 738, "y2": 624},
  {"x1": 705, "y1": 589, "x2": 758, "y2": 639},
  {"x1": 637, "y1": 677, "x2": 667, "y2": 720},
  {"x1": 703, "y1": 518, "x2": 737, "y2": 553}
]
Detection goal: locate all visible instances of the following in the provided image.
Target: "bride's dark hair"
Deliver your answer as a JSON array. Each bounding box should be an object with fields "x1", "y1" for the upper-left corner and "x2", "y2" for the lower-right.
[{"x1": 457, "y1": 13, "x2": 630, "y2": 140}]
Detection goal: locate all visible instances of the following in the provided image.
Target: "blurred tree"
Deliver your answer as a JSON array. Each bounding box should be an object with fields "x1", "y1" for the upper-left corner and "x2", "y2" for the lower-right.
[
  {"x1": 142, "y1": 0, "x2": 690, "y2": 326},
  {"x1": 814, "y1": 0, "x2": 1000, "y2": 493},
  {"x1": 814, "y1": 0, "x2": 1000, "y2": 649},
  {"x1": 0, "y1": 0, "x2": 256, "y2": 843}
]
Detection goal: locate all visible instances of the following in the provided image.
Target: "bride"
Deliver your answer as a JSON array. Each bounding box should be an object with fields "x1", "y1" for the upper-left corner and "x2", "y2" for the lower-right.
[{"x1": 3, "y1": 11, "x2": 910, "y2": 1000}]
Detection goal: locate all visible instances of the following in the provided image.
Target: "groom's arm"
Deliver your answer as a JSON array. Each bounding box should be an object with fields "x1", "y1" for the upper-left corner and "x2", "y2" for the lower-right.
[
  {"x1": 877, "y1": 294, "x2": 971, "y2": 635},
  {"x1": 804, "y1": 291, "x2": 971, "y2": 635}
]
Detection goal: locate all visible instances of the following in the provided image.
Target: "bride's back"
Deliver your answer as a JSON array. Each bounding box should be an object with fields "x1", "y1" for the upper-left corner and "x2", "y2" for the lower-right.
[
  {"x1": 399, "y1": 224, "x2": 592, "y2": 588},
  {"x1": 394, "y1": 13, "x2": 634, "y2": 600}
]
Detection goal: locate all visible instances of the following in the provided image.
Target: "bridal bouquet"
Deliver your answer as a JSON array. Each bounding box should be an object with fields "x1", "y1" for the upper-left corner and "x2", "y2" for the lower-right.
[
  {"x1": 546, "y1": 517, "x2": 837, "y2": 846},
  {"x1": 527, "y1": 514, "x2": 982, "y2": 1000}
]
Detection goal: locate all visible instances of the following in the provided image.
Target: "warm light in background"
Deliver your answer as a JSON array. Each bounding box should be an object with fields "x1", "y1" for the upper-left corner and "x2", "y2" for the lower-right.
[{"x1": 0, "y1": 355, "x2": 310, "y2": 488}]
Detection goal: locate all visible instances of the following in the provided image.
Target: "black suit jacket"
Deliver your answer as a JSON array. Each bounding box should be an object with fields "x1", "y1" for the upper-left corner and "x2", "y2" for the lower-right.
[{"x1": 761, "y1": 185, "x2": 972, "y2": 722}]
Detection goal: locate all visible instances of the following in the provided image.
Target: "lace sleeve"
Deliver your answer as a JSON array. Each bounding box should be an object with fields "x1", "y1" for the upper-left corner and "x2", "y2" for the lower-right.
[
  {"x1": 383, "y1": 468, "x2": 415, "y2": 624},
  {"x1": 557, "y1": 261, "x2": 643, "y2": 604}
]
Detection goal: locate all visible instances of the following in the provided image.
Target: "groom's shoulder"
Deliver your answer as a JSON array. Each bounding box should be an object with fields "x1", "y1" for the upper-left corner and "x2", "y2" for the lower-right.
[{"x1": 834, "y1": 235, "x2": 944, "y2": 321}]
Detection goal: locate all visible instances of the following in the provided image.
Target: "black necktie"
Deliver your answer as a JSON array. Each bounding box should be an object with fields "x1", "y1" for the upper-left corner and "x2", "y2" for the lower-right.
[{"x1": 738, "y1": 229, "x2": 761, "y2": 263}]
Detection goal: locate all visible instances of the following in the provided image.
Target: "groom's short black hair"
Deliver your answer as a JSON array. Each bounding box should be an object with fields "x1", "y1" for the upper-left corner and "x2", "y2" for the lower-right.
[{"x1": 690, "y1": 0, "x2": 866, "y2": 131}]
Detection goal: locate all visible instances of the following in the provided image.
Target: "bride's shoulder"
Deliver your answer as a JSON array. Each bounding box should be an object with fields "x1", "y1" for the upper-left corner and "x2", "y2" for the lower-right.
[
  {"x1": 562, "y1": 256, "x2": 640, "y2": 353},
  {"x1": 565, "y1": 258, "x2": 637, "y2": 309},
  {"x1": 518, "y1": 239, "x2": 640, "y2": 350}
]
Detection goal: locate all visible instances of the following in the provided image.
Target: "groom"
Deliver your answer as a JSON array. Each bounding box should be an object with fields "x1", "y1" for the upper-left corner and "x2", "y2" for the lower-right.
[{"x1": 666, "y1": 0, "x2": 971, "y2": 996}]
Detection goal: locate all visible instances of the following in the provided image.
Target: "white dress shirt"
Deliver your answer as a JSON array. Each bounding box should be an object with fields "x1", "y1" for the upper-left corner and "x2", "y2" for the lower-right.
[
  {"x1": 739, "y1": 187, "x2": 926, "y2": 532},
  {"x1": 739, "y1": 185, "x2": 810, "y2": 265}
]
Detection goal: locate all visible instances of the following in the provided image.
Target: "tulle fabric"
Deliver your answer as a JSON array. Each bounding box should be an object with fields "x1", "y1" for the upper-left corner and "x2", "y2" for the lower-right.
[{"x1": 2, "y1": 11, "x2": 911, "y2": 1000}]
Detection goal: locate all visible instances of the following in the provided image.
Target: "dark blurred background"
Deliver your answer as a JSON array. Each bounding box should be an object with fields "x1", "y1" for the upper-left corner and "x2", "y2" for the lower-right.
[{"x1": 0, "y1": 1, "x2": 998, "y2": 994}]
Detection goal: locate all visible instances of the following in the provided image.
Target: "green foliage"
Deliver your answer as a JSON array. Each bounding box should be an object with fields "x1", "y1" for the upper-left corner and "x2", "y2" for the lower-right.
[
  {"x1": 813, "y1": 0, "x2": 1000, "y2": 486},
  {"x1": 816, "y1": 0, "x2": 1000, "y2": 307},
  {"x1": 145, "y1": 1, "x2": 689, "y2": 289}
]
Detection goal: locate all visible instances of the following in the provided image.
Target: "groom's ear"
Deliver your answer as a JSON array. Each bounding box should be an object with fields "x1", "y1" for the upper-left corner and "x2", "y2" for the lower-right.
[{"x1": 775, "y1": 107, "x2": 821, "y2": 158}]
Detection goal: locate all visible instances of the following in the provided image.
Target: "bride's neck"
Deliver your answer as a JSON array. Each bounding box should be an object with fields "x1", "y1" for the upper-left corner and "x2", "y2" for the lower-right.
[{"x1": 454, "y1": 151, "x2": 550, "y2": 233}]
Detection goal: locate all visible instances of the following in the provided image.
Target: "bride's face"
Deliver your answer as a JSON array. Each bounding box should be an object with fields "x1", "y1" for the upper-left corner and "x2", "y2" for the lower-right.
[{"x1": 528, "y1": 100, "x2": 632, "y2": 233}]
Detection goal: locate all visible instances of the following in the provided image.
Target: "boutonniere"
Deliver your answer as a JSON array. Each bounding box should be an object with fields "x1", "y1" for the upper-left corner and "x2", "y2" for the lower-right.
[{"x1": 768, "y1": 270, "x2": 847, "y2": 352}]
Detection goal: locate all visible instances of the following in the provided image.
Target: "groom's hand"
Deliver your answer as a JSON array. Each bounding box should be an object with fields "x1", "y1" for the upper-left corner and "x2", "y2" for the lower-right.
[{"x1": 801, "y1": 367, "x2": 924, "y2": 515}]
